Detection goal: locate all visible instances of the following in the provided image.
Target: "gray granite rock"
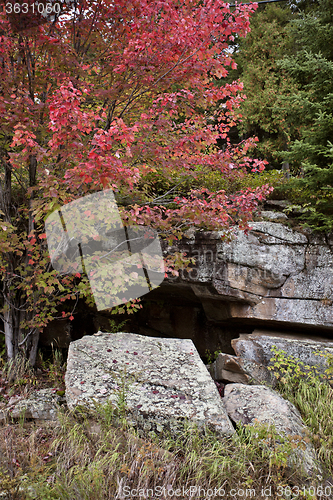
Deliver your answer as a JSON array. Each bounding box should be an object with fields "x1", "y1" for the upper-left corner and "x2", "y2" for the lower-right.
[
  {"x1": 208, "y1": 353, "x2": 250, "y2": 384},
  {"x1": 0, "y1": 389, "x2": 65, "y2": 422},
  {"x1": 65, "y1": 332, "x2": 235, "y2": 437},
  {"x1": 231, "y1": 332, "x2": 333, "y2": 384},
  {"x1": 161, "y1": 222, "x2": 333, "y2": 330},
  {"x1": 259, "y1": 210, "x2": 288, "y2": 221},
  {"x1": 224, "y1": 383, "x2": 320, "y2": 477}
]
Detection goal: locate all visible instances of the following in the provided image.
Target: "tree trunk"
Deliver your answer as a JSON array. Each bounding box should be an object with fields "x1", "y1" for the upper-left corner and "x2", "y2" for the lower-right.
[
  {"x1": 25, "y1": 154, "x2": 40, "y2": 366},
  {"x1": 4, "y1": 303, "x2": 14, "y2": 359},
  {"x1": 1, "y1": 160, "x2": 17, "y2": 361},
  {"x1": 3, "y1": 288, "x2": 23, "y2": 362},
  {"x1": 27, "y1": 328, "x2": 40, "y2": 366},
  {"x1": 282, "y1": 140, "x2": 290, "y2": 179},
  {"x1": 1, "y1": 155, "x2": 40, "y2": 367}
]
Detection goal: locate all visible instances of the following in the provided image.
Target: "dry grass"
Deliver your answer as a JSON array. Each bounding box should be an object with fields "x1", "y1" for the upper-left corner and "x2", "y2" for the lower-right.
[{"x1": 0, "y1": 403, "x2": 327, "y2": 500}]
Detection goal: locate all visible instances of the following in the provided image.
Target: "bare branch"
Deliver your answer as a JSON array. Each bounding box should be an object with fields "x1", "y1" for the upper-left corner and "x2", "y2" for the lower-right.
[{"x1": 18, "y1": 327, "x2": 36, "y2": 347}]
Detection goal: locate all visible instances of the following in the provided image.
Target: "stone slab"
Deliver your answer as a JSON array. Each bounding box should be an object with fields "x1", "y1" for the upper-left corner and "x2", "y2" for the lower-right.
[
  {"x1": 65, "y1": 332, "x2": 235, "y2": 437},
  {"x1": 232, "y1": 333, "x2": 333, "y2": 376},
  {"x1": 0, "y1": 389, "x2": 65, "y2": 422}
]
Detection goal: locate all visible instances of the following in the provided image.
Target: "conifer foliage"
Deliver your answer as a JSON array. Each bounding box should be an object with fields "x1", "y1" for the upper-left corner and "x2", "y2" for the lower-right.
[
  {"x1": 278, "y1": 0, "x2": 333, "y2": 230},
  {"x1": 228, "y1": 3, "x2": 297, "y2": 169}
]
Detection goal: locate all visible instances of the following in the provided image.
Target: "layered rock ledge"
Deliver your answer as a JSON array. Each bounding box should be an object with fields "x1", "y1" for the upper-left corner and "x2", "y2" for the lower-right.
[{"x1": 159, "y1": 221, "x2": 333, "y2": 331}]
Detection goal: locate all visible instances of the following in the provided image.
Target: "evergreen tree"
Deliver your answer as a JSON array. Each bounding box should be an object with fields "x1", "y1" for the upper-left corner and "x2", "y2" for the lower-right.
[
  {"x1": 228, "y1": 3, "x2": 297, "y2": 169},
  {"x1": 279, "y1": 0, "x2": 333, "y2": 231}
]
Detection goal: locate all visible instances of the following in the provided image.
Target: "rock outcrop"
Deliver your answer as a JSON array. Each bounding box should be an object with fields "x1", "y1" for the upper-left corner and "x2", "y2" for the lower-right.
[
  {"x1": 224, "y1": 383, "x2": 320, "y2": 476},
  {"x1": 40, "y1": 217, "x2": 333, "y2": 359},
  {"x1": 65, "y1": 332, "x2": 235, "y2": 437},
  {"x1": 161, "y1": 221, "x2": 333, "y2": 331}
]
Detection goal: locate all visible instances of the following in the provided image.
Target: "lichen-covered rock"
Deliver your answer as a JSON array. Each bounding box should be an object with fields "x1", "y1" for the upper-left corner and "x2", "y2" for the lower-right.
[
  {"x1": 231, "y1": 331, "x2": 333, "y2": 384},
  {"x1": 65, "y1": 332, "x2": 235, "y2": 437},
  {"x1": 0, "y1": 389, "x2": 66, "y2": 422},
  {"x1": 224, "y1": 383, "x2": 320, "y2": 477}
]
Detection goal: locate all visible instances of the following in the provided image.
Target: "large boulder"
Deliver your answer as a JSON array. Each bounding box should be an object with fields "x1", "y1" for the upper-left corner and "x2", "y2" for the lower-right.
[
  {"x1": 224, "y1": 383, "x2": 320, "y2": 477},
  {"x1": 65, "y1": 332, "x2": 235, "y2": 437}
]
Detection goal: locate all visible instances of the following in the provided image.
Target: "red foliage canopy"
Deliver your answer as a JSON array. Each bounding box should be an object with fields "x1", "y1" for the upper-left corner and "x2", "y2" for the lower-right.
[{"x1": 0, "y1": 0, "x2": 273, "y2": 360}]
